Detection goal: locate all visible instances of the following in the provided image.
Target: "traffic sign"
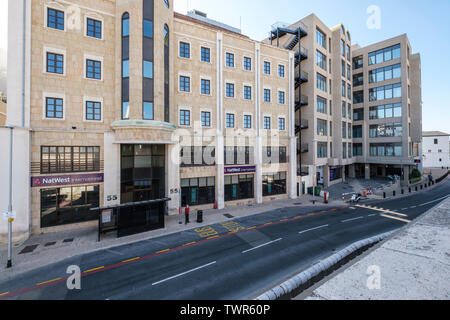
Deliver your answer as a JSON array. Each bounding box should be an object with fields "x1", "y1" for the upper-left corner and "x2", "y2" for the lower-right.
[{"x1": 3, "y1": 211, "x2": 16, "y2": 221}]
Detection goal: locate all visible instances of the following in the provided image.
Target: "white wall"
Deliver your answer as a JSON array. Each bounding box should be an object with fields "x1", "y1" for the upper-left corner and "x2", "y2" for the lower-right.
[{"x1": 422, "y1": 136, "x2": 450, "y2": 168}]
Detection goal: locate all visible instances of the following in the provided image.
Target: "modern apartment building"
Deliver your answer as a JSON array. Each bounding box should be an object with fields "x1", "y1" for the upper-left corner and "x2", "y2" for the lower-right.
[
  {"x1": 266, "y1": 15, "x2": 422, "y2": 189},
  {"x1": 1, "y1": 0, "x2": 297, "y2": 242}
]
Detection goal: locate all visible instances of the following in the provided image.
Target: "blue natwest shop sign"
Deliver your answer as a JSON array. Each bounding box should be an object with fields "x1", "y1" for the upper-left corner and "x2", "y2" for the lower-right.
[{"x1": 224, "y1": 166, "x2": 256, "y2": 175}]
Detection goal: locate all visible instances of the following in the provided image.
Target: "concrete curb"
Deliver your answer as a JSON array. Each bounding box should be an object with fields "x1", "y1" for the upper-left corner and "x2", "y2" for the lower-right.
[{"x1": 254, "y1": 231, "x2": 395, "y2": 300}]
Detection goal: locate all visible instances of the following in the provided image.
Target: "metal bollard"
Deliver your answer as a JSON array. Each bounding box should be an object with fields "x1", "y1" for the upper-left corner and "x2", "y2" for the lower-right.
[
  {"x1": 401, "y1": 189, "x2": 404, "y2": 195},
  {"x1": 383, "y1": 192, "x2": 386, "y2": 199},
  {"x1": 197, "y1": 210, "x2": 203, "y2": 223},
  {"x1": 393, "y1": 191, "x2": 396, "y2": 197},
  {"x1": 409, "y1": 187, "x2": 411, "y2": 193}
]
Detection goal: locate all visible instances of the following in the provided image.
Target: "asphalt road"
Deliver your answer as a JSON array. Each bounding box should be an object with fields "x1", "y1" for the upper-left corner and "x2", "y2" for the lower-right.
[{"x1": 1, "y1": 179, "x2": 449, "y2": 300}]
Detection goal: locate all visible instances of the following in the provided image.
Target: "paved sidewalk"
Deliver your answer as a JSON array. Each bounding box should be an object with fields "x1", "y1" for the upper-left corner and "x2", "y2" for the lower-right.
[
  {"x1": 298, "y1": 197, "x2": 450, "y2": 300},
  {"x1": 0, "y1": 194, "x2": 342, "y2": 281}
]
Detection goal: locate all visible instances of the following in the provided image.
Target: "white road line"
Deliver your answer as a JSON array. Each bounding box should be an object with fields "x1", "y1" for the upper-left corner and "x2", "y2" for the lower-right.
[
  {"x1": 152, "y1": 261, "x2": 217, "y2": 286},
  {"x1": 410, "y1": 206, "x2": 417, "y2": 209},
  {"x1": 298, "y1": 225, "x2": 329, "y2": 235},
  {"x1": 417, "y1": 195, "x2": 450, "y2": 207},
  {"x1": 401, "y1": 208, "x2": 408, "y2": 211},
  {"x1": 242, "y1": 238, "x2": 283, "y2": 254},
  {"x1": 342, "y1": 217, "x2": 364, "y2": 223},
  {"x1": 368, "y1": 214, "x2": 377, "y2": 217}
]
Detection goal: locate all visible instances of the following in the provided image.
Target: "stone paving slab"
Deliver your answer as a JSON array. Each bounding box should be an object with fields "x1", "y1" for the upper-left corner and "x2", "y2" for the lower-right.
[{"x1": 301, "y1": 197, "x2": 450, "y2": 300}]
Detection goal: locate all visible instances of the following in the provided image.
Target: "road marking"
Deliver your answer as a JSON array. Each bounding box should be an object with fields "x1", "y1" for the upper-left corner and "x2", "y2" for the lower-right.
[
  {"x1": 207, "y1": 235, "x2": 220, "y2": 240},
  {"x1": 0, "y1": 292, "x2": 9, "y2": 296},
  {"x1": 380, "y1": 214, "x2": 411, "y2": 223},
  {"x1": 122, "y1": 257, "x2": 141, "y2": 263},
  {"x1": 183, "y1": 242, "x2": 197, "y2": 247},
  {"x1": 242, "y1": 238, "x2": 283, "y2": 254},
  {"x1": 156, "y1": 249, "x2": 170, "y2": 254},
  {"x1": 264, "y1": 222, "x2": 273, "y2": 226},
  {"x1": 342, "y1": 217, "x2": 364, "y2": 223},
  {"x1": 410, "y1": 206, "x2": 417, "y2": 209},
  {"x1": 280, "y1": 219, "x2": 289, "y2": 222},
  {"x1": 368, "y1": 214, "x2": 377, "y2": 217},
  {"x1": 355, "y1": 205, "x2": 408, "y2": 217},
  {"x1": 37, "y1": 278, "x2": 62, "y2": 286},
  {"x1": 84, "y1": 266, "x2": 104, "y2": 273},
  {"x1": 247, "y1": 226, "x2": 256, "y2": 230},
  {"x1": 298, "y1": 225, "x2": 329, "y2": 235},
  {"x1": 194, "y1": 226, "x2": 219, "y2": 238},
  {"x1": 401, "y1": 208, "x2": 408, "y2": 211},
  {"x1": 152, "y1": 261, "x2": 217, "y2": 286},
  {"x1": 418, "y1": 195, "x2": 450, "y2": 207}
]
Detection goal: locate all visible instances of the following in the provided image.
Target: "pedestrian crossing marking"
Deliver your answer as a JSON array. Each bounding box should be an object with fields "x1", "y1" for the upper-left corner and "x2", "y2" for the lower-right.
[
  {"x1": 380, "y1": 214, "x2": 411, "y2": 223},
  {"x1": 355, "y1": 205, "x2": 408, "y2": 217}
]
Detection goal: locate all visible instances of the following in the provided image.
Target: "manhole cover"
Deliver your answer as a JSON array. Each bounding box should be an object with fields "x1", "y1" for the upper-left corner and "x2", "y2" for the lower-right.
[
  {"x1": 224, "y1": 214, "x2": 234, "y2": 219},
  {"x1": 63, "y1": 238, "x2": 74, "y2": 243},
  {"x1": 19, "y1": 244, "x2": 39, "y2": 254}
]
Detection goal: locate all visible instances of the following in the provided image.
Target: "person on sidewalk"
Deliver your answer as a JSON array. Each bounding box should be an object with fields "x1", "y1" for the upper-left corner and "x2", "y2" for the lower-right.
[{"x1": 185, "y1": 205, "x2": 190, "y2": 224}]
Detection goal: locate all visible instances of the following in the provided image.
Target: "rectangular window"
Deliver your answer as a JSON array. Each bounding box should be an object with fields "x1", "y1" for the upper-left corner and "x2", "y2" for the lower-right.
[
  {"x1": 342, "y1": 80, "x2": 346, "y2": 97},
  {"x1": 353, "y1": 125, "x2": 363, "y2": 138},
  {"x1": 369, "y1": 64, "x2": 401, "y2": 83},
  {"x1": 143, "y1": 61, "x2": 153, "y2": 79},
  {"x1": 316, "y1": 73, "x2": 327, "y2": 92},
  {"x1": 46, "y1": 52, "x2": 64, "y2": 74},
  {"x1": 244, "y1": 57, "x2": 252, "y2": 71},
  {"x1": 122, "y1": 60, "x2": 129, "y2": 78},
  {"x1": 143, "y1": 102, "x2": 154, "y2": 120},
  {"x1": 264, "y1": 89, "x2": 271, "y2": 102},
  {"x1": 353, "y1": 91, "x2": 364, "y2": 104},
  {"x1": 201, "y1": 111, "x2": 211, "y2": 127},
  {"x1": 181, "y1": 177, "x2": 215, "y2": 206},
  {"x1": 201, "y1": 47, "x2": 210, "y2": 63},
  {"x1": 278, "y1": 65, "x2": 285, "y2": 77},
  {"x1": 317, "y1": 119, "x2": 327, "y2": 136},
  {"x1": 353, "y1": 108, "x2": 364, "y2": 121},
  {"x1": 278, "y1": 91, "x2": 285, "y2": 104},
  {"x1": 342, "y1": 101, "x2": 346, "y2": 118},
  {"x1": 122, "y1": 102, "x2": 130, "y2": 120},
  {"x1": 368, "y1": 44, "x2": 401, "y2": 65},
  {"x1": 226, "y1": 52, "x2": 235, "y2": 67},
  {"x1": 316, "y1": 29, "x2": 326, "y2": 49},
  {"x1": 264, "y1": 61, "x2": 271, "y2": 75},
  {"x1": 353, "y1": 56, "x2": 363, "y2": 69},
  {"x1": 226, "y1": 83, "x2": 235, "y2": 98},
  {"x1": 342, "y1": 122, "x2": 347, "y2": 138},
  {"x1": 86, "y1": 101, "x2": 101, "y2": 121},
  {"x1": 87, "y1": 18, "x2": 102, "y2": 39},
  {"x1": 179, "y1": 76, "x2": 190, "y2": 92},
  {"x1": 278, "y1": 118, "x2": 285, "y2": 131},
  {"x1": 47, "y1": 8, "x2": 64, "y2": 30},
  {"x1": 341, "y1": 39, "x2": 345, "y2": 57},
  {"x1": 86, "y1": 59, "x2": 101, "y2": 80},
  {"x1": 180, "y1": 42, "x2": 190, "y2": 58},
  {"x1": 226, "y1": 113, "x2": 235, "y2": 128},
  {"x1": 316, "y1": 50, "x2": 327, "y2": 70},
  {"x1": 45, "y1": 97, "x2": 64, "y2": 119},
  {"x1": 244, "y1": 86, "x2": 252, "y2": 100},
  {"x1": 179, "y1": 109, "x2": 190, "y2": 126},
  {"x1": 317, "y1": 142, "x2": 328, "y2": 158},
  {"x1": 343, "y1": 143, "x2": 347, "y2": 159},
  {"x1": 41, "y1": 146, "x2": 100, "y2": 174},
  {"x1": 369, "y1": 83, "x2": 402, "y2": 101},
  {"x1": 244, "y1": 115, "x2": 252, "y2": 129},
  {"x1": 225, "y1": 174, "x2": 254, "y2": 202},
  {"x1": 201, "y1": 79, "x2": 211, "y2": 95},
  {"x1": 317, "y1": 96, "x2": 327, "y2": 114},
  {"x1": 143, "y1": 19, "x2": 153, "y2": 38},
  {"x1": 264, "y1": 117, "x2": 271, "y2": 130},
  {"x1": 263, "y1": 172, "x2": 287, "y2": 197}
]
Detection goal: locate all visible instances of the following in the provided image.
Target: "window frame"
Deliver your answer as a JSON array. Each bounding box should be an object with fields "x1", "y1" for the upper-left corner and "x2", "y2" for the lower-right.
[{"x1": 83, "y1": 96, "x2": 103, "y2": 122}]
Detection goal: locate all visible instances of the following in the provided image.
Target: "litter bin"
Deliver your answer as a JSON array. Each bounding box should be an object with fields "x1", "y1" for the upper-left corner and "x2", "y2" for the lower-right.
[{"x1": 197, "y1": 210, "x2": 203, "y2": 223}]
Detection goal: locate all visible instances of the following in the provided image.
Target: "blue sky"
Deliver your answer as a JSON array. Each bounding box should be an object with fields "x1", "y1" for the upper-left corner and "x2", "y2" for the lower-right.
[{"x1": 174, "y1": 0, "x2": 450, "y2": 133}]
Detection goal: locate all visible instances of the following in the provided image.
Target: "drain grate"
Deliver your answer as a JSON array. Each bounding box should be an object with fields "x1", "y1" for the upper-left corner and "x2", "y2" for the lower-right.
[
  {"x1": 45, "y1": 242, "x2": 57, "y2": 247},
  {"x1": 19, "y1": 244, "x2": 39, "y2": 254},
  {"x1": 224, "y1": 214, "x2": 234, "y2": 219},
  {"x1": 63, "y1": 238, "x2": 74, "y2": 243}
]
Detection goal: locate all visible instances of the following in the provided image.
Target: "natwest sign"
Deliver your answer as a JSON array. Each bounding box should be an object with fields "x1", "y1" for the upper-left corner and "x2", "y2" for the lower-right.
[
  {"x1": 224, "y1": 166, "x2": 256, "y2": 175},
  {"x1": 31, "y1": 173, "x2": 104, "y2": 188}
]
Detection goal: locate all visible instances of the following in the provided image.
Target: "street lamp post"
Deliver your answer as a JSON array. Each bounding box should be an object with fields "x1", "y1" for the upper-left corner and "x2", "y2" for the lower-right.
[
  {"x1": 312, "y1": 139, "x2": 317, "y2": 205},
  {"x1": 6, "y1": 125, "x2": 14, "y2": 268}
]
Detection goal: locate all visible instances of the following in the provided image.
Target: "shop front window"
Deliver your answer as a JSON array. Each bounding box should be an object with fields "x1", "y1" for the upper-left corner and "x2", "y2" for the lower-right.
[{"x1": 225, "y1": 174, "x2": 254, "y2": 202}]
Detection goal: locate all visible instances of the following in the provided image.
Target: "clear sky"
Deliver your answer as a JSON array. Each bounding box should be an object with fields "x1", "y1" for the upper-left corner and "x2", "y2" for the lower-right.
[{"x1": 0, "y1": 0, "x2": 448, "y2": 133}]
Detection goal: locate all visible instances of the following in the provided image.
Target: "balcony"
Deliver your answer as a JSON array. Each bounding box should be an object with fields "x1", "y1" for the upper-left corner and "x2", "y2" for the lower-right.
[
  {"x1": 295, "y1": 119, "x2": 309, "y2": 134},
  {"x1": 294, "y1": 46, "x2": 308, "y2": 65},
  {"x1": 295, "y1": 94, "x2": 308, "y2": 111},
  {"x1": 297, "y1": 166, "x2": 309, "y2": 177},
  {"x1": 297, "y1": 143, "x2": 309, "y2": 154},
  {"x1": 295, "y1": 71, "x2": 309, "y2": 88}
]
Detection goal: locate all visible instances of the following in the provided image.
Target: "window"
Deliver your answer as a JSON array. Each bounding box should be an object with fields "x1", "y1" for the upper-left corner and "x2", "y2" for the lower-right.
[
  {"x1": 341, "y1": 40, "x2": 345, "y2": 57},
  {"x1": 263, "y1": 172, "x2": 287, "y2": 197},
  {"x1": 45, "y1": 97, "x2": 64, "y2": 119},
  {"x1": 434, "y1": 139, "x2": 438, "y2": 145},
  {"x1": 122, "y1": 60, "x2": 129, "y2": 78},
  {"x1": 348, "y1": 124, "x2": 352, "y2": 139},
  {"x1": 369, "y1": 64, "x2": 401, "y2": 83},
  {"x1": 278, "y1": 91, "x2": 285, "y2": 104},
  {"x1": 341, "y1": 81, "x2": 346, "y2": 97},
  {"x1": 346, "y1": 45, "x2": 351, "y2": 61},
  {"x1": 343, "y1": 143, "x2": 347, "y2": 159},
  {"x1": 316, "y1": 50, "x2": 327, "y2": 70},
  {"x1": 369, "y1": 83, "x2": 402, "y2": 101},
  {"x1": 317, "y1": 142, "x2": 328, "y2": 158},
  {"x1": 342, "y1": 101, "x2": 346, "y2": 118},
  {"x1": 369, "y1": 103, "x2": 402, "y2": 119},
  {"x1": 86, "y1": 101, "x2": 101, "y2": 121},
  {"x1": 179, "y1": 75, "x2": 190, "y2": 92},
  {"x1": 86, "y1": 59, "x2": 101, "y2": 80},
  {"x1": 264, "y1": 117, "x2": 271, "y2": 130},
  {"x1": 264, "y1": 89, "x2": 271, "y2": 102},
  {"x1": 122, "y1": 13, "x2": 130, "y2": 37},
  {"x1": 353, "y1": 143, "x2": 363, "y2": 156},
  {"x1": 41, "y1": 146, "x2": 100, "y2": 174},
  {"x1": 353, "y1": 91, "x2": 364, "y2": 104},
  {"x1": 244, "y1": 57, "x2": 252, "y2": 71},
  {"x1": 143, "y1": 102, "x2": 154, "y2": 120},
  {"x1": 317, "y1": 73, "x2": 327, "y2": 92},
  {"x1": 201, "y1": 79, "x2": 211, "y2": 95},
  {"x1": 47, "y1": 8, "x2": 64, "y2": 30},
  {"x1": 225, "y1": 174, "x2": 254, "y2": 202},
  {"x1": 369, "y1": 44, "x2": 401, "y2": 65},
  {"x1": 347, "y1": 103, "x2": 352, "y2": 119},
  {"x1": 244, "y1": 86, "x2": 252, "y2": 100},
  {"x1": 342, "y1": 122, "x2": 346, "y2": 138},
  {"x1": 226, "y1": 83, "x2": 235, "y2": 98},
  {"x1": 353, "y1": 73, "x2": 363, "y2": 87},
  {"x1": 353, "y1": 125, "x2": 363, "y2": 138},
  {"x1": 86, "y1": 18, "x2": 102, "y2": 39},
  {"x1": 264, "y1": 61, "x2": 271, "y2": 75},
  {"x1": 143, "y1": 19, "x2": 153, "y2": 38},
  {"x1": 369, "y1": 143, "x2": 402, "y2": 157},
  {"x1": 180, "y1": 42, "x2": 190, "y2": 58},
  {"x1": 353, "y1": 108, "x2": 364, "y2": 121},
  {"x1": 369, "y1": 123, "x2": 403, "y2": 137},
  {"x1": 263, "y1": 147, "x2": 287, "y2": 164},
  {"x1": 40, "y1": 185, "x2": 99, "y2": 228},
  {"x1": 316, "y1": 28, "x2": 326, "y2": 49},
  {"x1": 317, "y1": 96, "x2": 327, "y2": 114},
  {"x1": 179, "y1": 109, "x2": 190, "y2": 126},
  {"x1": 353, "y1": 56, "x2": 363, "y2": 69},
  {"x1": 244, "y1": 115, "x2": 252, "y2": 129},
  {"x1": 347, "y1": 84, "x2": 352, "y2": 99},
  {"x1": 181, "y1": 147, "x2": 216, "y2": 167},
  {"x1": 278, "y1": 118, "x2": 285, "y2": 131},
  {"x1": 278, "y1": 65, "x2": 285, "y2": 77},
  {"x1": 47, "y1": 52, "x2": 64, "y2": 74},
  {"x1": 347, "y1": 64, "x2": 351, "y2": 80},
  {"x1": 341, "y1": 60, "x2": 346, "y2": 77},
  {"x1": 164, "y1": 0, "x2": 170, "y2": 8},
  {"x1": 201, "y1": 111, "x2": 211, "y2": 127},
  {"x1": 226, "y1": 113, "x2": 235, "y2": 128},
  {"x1": 226, "y1": 53, "x2": 235, "y2": 67},
  {"x1": 201, "y1": 47, "x2": 210, "y2": 63},
  {"x1": 330, "y1": 121, "x2": 333, "y2": 137},
  {"x1": 317, "y1": 119, "x2": 327, "y2": 136},
  {"x1": 143, "y1": 61, "x2": 153, "y2": 78},
  {"x1": 181, "y1": 177, "x2": 215, "y2": 206},
  {"x1": 122, "y1": 102, "x2": 130, "y2": 120}
]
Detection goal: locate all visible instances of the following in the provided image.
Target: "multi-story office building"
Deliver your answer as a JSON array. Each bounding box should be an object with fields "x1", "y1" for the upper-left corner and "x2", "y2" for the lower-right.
[
  {"x1": 0, "y1": 2, "x2": 422, "y2": 242},
  {"x1": 1, "y1": 0, "x2": 297, "y2": 241}
]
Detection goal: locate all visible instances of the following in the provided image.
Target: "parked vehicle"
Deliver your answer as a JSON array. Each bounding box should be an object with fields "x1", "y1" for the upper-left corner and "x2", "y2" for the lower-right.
[{"x1": 350, "y1": 193, "x2": 362, "y2": 203}]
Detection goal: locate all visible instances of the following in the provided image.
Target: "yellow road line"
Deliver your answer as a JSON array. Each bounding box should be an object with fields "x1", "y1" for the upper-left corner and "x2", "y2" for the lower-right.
[
  {"x1": 183, "y1": 242, "x2": 197, "y2": 246},
  {"x1": 156, "y1": 249, "x2": 170, "y2": 254},
  {"x1": 247, "y1": 226, "x2": 256, "y2": 230},
  {"x1": 84, "y1": 266, "x2": 104, "y2": 273},
  {"x1": 264, "y1": 222, "x2": 273, "y2": 226},
  {"x1": 37, "y1": 278, "x2": 62, "y2": 286},
  {"x1": 380, "y1": 214, "x2": 411, "y2": 223},
  {"x1": 122, "y1": 257, "x2": 141, "y2": 263},
  {"x1": 207, "y1": 235, "x2": 219, "y2": 240},
  {"x1": 0, "y1": 292, "x2": 9, "y2": 296},
  {"x1": 280, "y1": 219, "x2": 289, "y2": 222}
]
